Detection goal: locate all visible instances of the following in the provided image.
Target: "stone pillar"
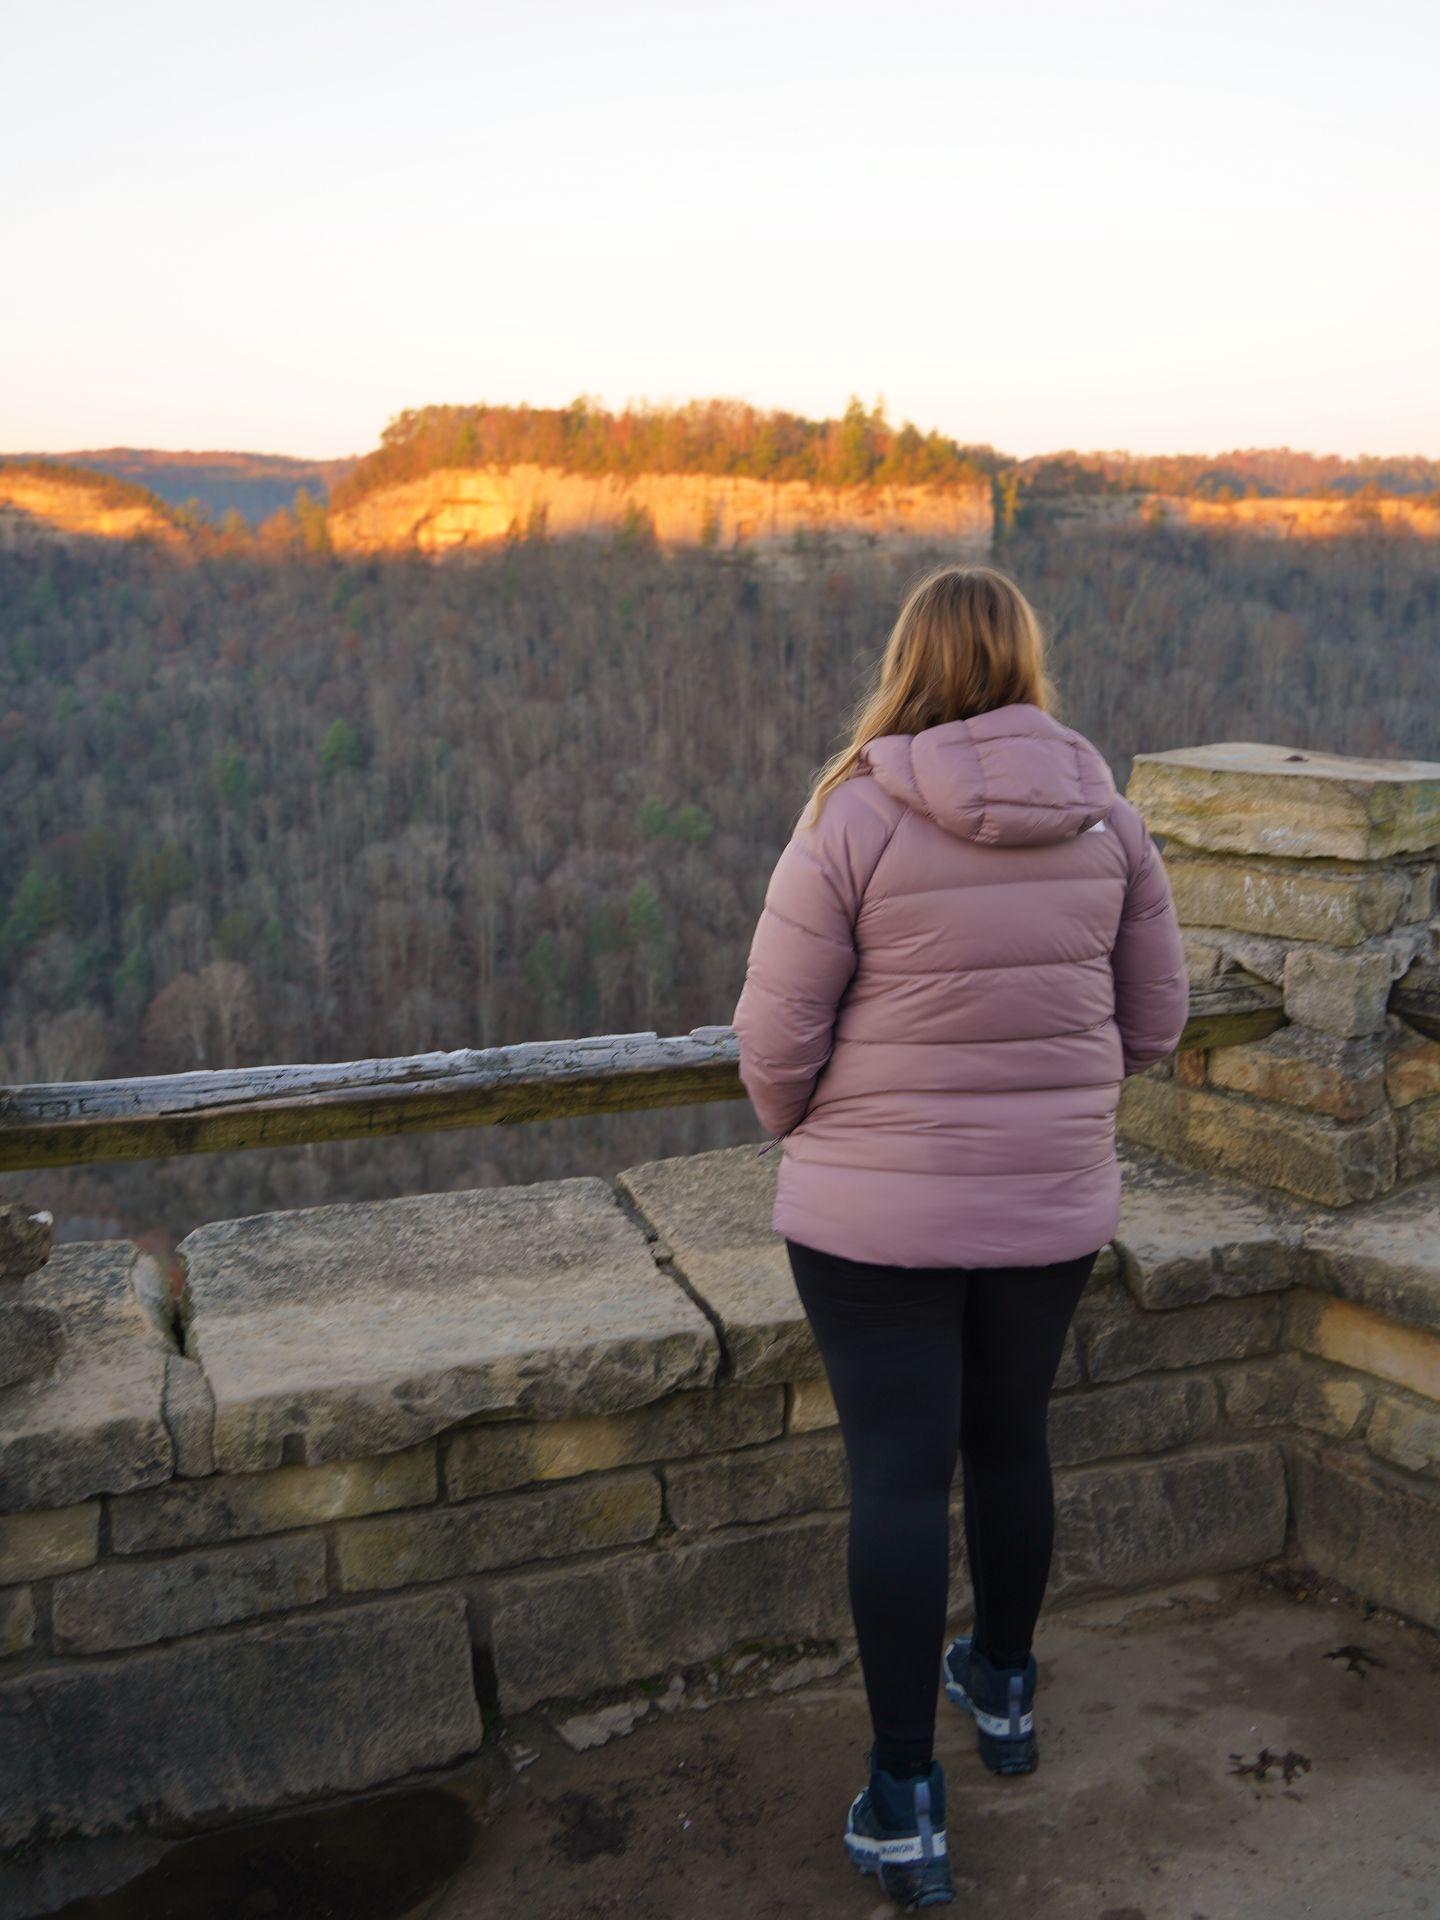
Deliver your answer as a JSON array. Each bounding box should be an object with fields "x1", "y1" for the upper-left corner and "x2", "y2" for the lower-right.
[{"x1": 1119, "y1": 742, "x2": 1440, "y2": 1206}]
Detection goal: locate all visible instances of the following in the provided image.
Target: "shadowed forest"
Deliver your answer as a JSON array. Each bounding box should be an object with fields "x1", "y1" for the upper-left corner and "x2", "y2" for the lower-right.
[{"x1": 1, "y1": 517, "x2": 1437, "y2": 1245}]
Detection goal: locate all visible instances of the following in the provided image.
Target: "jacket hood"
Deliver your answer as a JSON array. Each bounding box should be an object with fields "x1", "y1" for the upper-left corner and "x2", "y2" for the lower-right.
[{"x1": 858, "y1": 703, "x2": 1117, "y2": 848}]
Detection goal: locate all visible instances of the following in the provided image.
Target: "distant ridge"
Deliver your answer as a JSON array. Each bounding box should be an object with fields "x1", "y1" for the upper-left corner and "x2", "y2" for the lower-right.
[
  {"x1": 0, "y1": 448, "x2": 355, "y2": 524},
  {"x1": 7, "y1": 398, "x2": 1439, "y2": 543}
]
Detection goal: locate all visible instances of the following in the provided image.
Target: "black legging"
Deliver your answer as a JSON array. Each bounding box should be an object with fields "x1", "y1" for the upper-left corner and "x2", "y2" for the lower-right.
[{"x1": 786, "y1": 1236, "x2": 1099, "y2": 1775}]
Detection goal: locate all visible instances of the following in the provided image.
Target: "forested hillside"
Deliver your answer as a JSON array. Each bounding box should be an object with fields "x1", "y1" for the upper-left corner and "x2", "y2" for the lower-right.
[{"x1": 1, "y1": 520, "x2": 1436, "y2": 1243}]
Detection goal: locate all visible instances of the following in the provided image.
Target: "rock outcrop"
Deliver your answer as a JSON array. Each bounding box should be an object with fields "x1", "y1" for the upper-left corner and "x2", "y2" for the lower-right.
[
  {"x1": 1047, "y1": 491, "x2": 1440, "y2": 539},
  {"x1": 0, "y1": 469, "x2": 181, "y2": 549},
  {"x1": 326, "y1": 462, "x2": 994, "y2": 559}
]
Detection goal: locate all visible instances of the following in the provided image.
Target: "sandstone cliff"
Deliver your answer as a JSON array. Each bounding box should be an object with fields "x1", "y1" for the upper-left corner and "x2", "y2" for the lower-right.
[
  {"x1": 0, "y1": 469, "x2": 181, "y2": 550},
  {"x1": 1048, "y1": 491, "x2": 1440, "y2": 539},
  {"x1": 326, "y1": 462, "x2": 995, "y2": 559},
  {"x1": 1166, "y1": 494, "x2": 1440, "y2": 537}
]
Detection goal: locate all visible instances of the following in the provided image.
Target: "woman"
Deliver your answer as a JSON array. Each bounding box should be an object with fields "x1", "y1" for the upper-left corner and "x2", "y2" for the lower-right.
[{"x1": 731, "y1": 563, "x2": 1189, "y2": 1911}]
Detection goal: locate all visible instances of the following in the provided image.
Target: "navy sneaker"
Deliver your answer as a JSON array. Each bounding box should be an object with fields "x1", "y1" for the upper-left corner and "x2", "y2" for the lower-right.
[
  {"x1": 843, "y1": 1746, "x2": 956, "y2": 1909},
  {"x1": 942, "y1": 1637, "x2": 1038, "y2": 1774}
]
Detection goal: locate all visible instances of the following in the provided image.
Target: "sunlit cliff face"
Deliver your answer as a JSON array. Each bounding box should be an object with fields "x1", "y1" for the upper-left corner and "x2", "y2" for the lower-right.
[
  {"x1": 323, "y1": 462, "x2": 996, "y2": 558},
  {"x1": 1164, "y1": 495, "x2": 1440, "y2": 538},
  {"x1": 1049, "y1": 492, "x2": 1440, "y2": 540},
  {"x1": 0, "y1": 472, "x2": 180, "y2": 550}
]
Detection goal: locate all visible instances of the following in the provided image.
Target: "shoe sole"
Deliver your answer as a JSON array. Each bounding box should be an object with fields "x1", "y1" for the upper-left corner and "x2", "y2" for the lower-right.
[
  {"x1": 942, "y1": 1648, "x2": 1039, "y2": 1776},
  {"x1": 845, "y1": 1801, "x2": 957, "y2": 1907},
  {"x1": 845, "y1": 1839, "x2": 957, "y2": 1908}
]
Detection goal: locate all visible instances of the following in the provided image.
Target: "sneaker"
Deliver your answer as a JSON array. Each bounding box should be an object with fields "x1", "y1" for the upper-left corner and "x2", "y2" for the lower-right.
[
  {"x1": 843, "y1": 1746, "x2": 957, "y2": 1909},
  {"x1": 942, "y1": 1637, "x2": 1038, "y2": 1774}
]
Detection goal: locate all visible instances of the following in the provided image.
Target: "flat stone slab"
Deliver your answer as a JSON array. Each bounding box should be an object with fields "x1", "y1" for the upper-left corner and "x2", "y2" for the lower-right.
[
  {"x1": 181, "y1": 1178, "x2": 718, "y2": 1473},
  {"x1": 619, "y1": 1140, "x2": 1440, "y2": 1357},
  {"x1": 1298, "y1": 1179, "x2": 1440, "y2": 1334},
  {"x1": 0, "y1": 1241, "x2": 172, "y2": 1513},
  {"x1": 1115, "y1": 1146, "x2": 1440, "y2": 1330},
  {"x1": 1114, "y1": 1143, "x2": 1314, "y2": 1307},
  {"x1": 1129, "y1": 740, "x2": 1440, "y2": 859},
  {"x1": 617, "y1": 1146, "x2": 818, "y2": 1384}
]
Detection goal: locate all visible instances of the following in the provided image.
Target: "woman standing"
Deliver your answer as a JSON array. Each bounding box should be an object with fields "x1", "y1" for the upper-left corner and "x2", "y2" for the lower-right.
[{"x1": 732, "y1": 564, "x2": 1189, "y2": 1910}]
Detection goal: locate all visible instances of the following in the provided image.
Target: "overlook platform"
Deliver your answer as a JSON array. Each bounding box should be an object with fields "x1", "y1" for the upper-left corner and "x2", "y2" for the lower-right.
[
  {"x1": 3, "y1": 733, "x2": 1438, "y2": 1916},
  {"x1": 48, "y1": 1572, "x2": 1440, "y2": 1920},
  {"x1": 446, "y1": 1573, "x2": 1439, "y2": 1920},
  {"x1": 4, "y1": 1140, "x2": 1439, "y2": 1920}
]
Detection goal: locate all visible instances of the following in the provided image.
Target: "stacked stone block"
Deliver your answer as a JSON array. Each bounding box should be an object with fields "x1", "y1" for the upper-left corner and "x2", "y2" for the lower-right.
[{"x1": 1121, "y1": 741, "x2": 1440, "y2": 1204}]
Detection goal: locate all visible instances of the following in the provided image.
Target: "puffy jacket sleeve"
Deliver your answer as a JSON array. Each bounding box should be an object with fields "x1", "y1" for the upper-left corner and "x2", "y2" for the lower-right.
[
  {"x1": 732, "y1": 777, "x2": 897, "y2": 1139},
  {"x1": 1109, "y1": 798, "x2": 1190, "y2": 1075}
]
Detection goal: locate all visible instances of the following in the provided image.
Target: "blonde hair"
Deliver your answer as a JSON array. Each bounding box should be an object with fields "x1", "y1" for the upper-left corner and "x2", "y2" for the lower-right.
[{"x1": 801, "y1": 563, "x2": 1059, "y2": 829}]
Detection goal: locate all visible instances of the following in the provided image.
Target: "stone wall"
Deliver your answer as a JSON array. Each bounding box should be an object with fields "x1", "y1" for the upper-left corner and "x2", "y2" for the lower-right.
[{"x1": 3, "y1": 1143, "x2": 1437, "y2": 1855}]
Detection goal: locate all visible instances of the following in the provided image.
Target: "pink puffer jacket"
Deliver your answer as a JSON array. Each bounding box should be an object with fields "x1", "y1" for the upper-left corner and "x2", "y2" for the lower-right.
[{"x1": 732, "y1": 702, "x2": 1189, "y2": 1268}]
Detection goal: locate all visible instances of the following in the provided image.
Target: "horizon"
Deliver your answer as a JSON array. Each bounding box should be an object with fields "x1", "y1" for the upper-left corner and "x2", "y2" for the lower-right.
[
  {"x1": 4, "y1": 0, "x2": 1437, "y2": 462},
  {"x1": 10, "y1": 418, "x2": 1440, "y2": 472}
]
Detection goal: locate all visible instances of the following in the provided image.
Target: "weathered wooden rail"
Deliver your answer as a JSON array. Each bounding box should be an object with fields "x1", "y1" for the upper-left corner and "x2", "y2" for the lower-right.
[{"x1": 0, "y1": 977, "x2": 1313, "y2": 1173}]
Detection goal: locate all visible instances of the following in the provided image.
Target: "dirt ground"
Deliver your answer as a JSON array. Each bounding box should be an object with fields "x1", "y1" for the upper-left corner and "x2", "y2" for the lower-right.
[
  {"x1": 439, "y1": 1574, "x2": 1440, "y2": 1920},
  {"x1": 52, "y1": 1573, "x2": 1440, "y2": 1920}
]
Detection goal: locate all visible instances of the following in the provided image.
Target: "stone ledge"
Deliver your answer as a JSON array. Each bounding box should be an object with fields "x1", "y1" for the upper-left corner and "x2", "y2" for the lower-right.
[
  {"x1": 5, "y1": 1151, "x2": 1437, "y2": 1527},
  {"x1": 617, "y1": 1147, "x2": 819, "y2": 1384},
  {"x1": 1112, "y1": 1144, "x2": 1440, "y2": 1334},
  {"x1": 0, "y1": 1242, "x2": 172, "y2": 1513},
  {"x1": 180, "y1": 1178, "x2": 720, "y2": 1474},
  {"x1": 618, "y1": 1142, "x2": 1440, "y2": 1349},
  {"x1": 1296, "y1": 1180, "x2": 1440, "y2": 1333},
  {"x1": 1127, "y1": 741, "x2": 1440, "y2": 861}
]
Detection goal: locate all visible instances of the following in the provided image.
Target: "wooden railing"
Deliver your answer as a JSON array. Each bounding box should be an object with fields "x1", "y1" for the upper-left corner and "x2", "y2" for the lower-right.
[{"x1": 0, "y1": 975, "x2": 1328, "y2": 1173}]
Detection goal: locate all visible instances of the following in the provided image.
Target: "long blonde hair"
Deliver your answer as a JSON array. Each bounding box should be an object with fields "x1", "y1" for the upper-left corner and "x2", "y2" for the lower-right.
[{"x1": 801, "y1": 563, "x2": 1060, "y2": 828}]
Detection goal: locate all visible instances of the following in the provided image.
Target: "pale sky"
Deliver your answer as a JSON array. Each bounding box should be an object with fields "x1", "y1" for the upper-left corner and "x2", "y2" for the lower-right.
[{"x1": 3, "y1": 0, "x2": 1437, "y2": 462}]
